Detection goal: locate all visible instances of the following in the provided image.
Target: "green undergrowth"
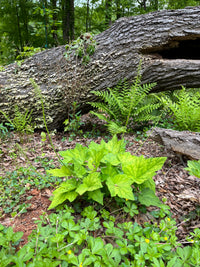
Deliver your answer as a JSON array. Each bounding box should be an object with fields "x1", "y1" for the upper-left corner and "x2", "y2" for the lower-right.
[
  {"x1": 0, "y1": 202, "x2": 200, "y2": 266},
  {"x1": 0, "y1": 159, "x2": 61, "y2": 216},
  {"x1": 1, "y1": 135, "x2": 200, "y2": 266},
  {"x1": 1, "y1": 80, "x2": 200, "y2": 265}
]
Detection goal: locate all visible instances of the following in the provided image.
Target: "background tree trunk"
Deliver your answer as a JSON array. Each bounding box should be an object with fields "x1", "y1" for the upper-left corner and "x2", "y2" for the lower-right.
[
  {"x1": 1, "y1": 6, "x2": 200, "y2": 130},
  {"x1": 62, "y1": 0, "x2": 74, "y2": 43}
]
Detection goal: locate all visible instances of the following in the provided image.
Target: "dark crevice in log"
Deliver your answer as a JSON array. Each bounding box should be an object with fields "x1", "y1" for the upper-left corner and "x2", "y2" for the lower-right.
[{"x1": 141, "y1": 38, "x2": 200, "y2": 60}]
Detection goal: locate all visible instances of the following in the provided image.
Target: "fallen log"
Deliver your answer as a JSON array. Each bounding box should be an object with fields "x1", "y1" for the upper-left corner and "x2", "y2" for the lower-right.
[
  {"x1": 148, "y1": 127, "x2": 200, "y2": 161},
  {"x1": 1, "y1": 6, "x2": 200, "y2": 129}
]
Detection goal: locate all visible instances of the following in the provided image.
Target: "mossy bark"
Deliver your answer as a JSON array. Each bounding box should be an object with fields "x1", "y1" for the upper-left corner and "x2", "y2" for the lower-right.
[{"x1": 1, "y1": 6, "x2": 200, "y2": 130}]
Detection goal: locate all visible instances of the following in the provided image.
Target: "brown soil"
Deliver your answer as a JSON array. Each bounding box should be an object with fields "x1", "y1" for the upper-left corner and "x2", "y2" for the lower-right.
[{"x1": 0, "y1": 118, "x2": 200, "y2": 247}]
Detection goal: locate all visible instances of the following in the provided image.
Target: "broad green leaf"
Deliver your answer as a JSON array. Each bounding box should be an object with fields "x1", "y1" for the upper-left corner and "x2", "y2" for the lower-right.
[
  {"x1": 117, "y1": 152, "x2": 135, "y2": 165},
  {"x1": 76, "y1": 173, "x2": 102, "y2": 195},
  {"x1": 140, "y1": 177, "x2": 156, "y2": 192},
  {"x1": 49, "y1": 190, "x2": 78, "y2": 209},
  {"x1": 106, "y1": 174, "x2": 135, "y2": 200},
  {"x1": 122, "y1": 156, "x2": 166, "y2": 184},
  {"x1": 53, "y1": 179, "x2": 78, "y2": 194},
  {"x1": 138, "y1": 188, "x2": 162, "y2": 207},
  {"x1": 88, "y1": 144, "x2": 107, "y2": 170},
  {"x1": 88, "y1": 189, "x2": 104, "y2": 205},
  {"x1": 60, "y1": 143, "x2": 88, "y2": 164},
  {"x1": 61, "y1": 219, "x2": 80, "y2": 231},
  {"x1": 105, "y1": 135, "x2": 125, "y2": 154},
  {"x1": 74, "y1": 161, "x2": 87, "y2": 177},
  {"x1": 15, "y1": 246, "x2": 34, "y2": 262},
  {"x1": 88, "y1": 140, "x2": 105, "y2": 151},
  {"x1": 46, "y1": 165, "x2": 72, "y2": 177},
  {"x1": 6, "y1": 227, "x2": 13, "y2": 240},
  {"x1": 101, "y1": 164, "x2": 118, "y2": 182},
  {"x1": 177, "y1": 246, "x2": 192, "y2": 260},
  {"x1": 101, "y1": 153, "x2": 120, "y2": 166}
]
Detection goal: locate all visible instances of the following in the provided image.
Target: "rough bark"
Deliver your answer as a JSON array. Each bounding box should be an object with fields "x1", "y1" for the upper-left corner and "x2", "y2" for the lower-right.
[
  {"x1": 1, "y1": 6, "x2": 200, "y2": 129},
  {"x1": 149, "y1": 127, "x2": 200, "y2": 161}
]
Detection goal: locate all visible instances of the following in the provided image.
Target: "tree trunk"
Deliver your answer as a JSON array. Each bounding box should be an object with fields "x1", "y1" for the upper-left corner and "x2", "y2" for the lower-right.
[
  {"x1": 62, "y1": 0, "x2": 74, "y2": 43},
  {"x1": 51, "y1": 0, "x2": 59, "y2": 46},
  {"x1": 105, "y1": 0, "x2": 112, "y2": 27},
  {"x1": 1, "y1": 6, "x2": 200, "y2": 130}
]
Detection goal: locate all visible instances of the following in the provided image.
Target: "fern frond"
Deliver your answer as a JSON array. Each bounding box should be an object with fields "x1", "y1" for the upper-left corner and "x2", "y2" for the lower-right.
[
  {"x1": 89, "y1": 102, "x2": 117, "y2": 120},
  {"x1": 88, "y1": 60, "x2": 158, "y2": 136},
  {"x1": 90, "y1": 111, "x2": 109, "y2": 123},
  {"x1": 158, "y1": 87, "x2": 200, "y2": 132},
  {"x1": 107, "y1": 121, "x2": 126, "y2": 136}
]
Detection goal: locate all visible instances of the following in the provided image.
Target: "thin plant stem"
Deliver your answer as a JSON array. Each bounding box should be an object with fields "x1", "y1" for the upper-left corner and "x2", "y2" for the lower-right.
[{"x1": 30, "y1": 78, "x2": 64, "y2": 165}]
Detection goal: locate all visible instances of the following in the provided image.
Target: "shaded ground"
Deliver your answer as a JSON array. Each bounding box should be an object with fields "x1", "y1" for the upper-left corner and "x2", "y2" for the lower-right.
[{"x1": 0, "y1": 116, "x2": 200, "y2": 247}]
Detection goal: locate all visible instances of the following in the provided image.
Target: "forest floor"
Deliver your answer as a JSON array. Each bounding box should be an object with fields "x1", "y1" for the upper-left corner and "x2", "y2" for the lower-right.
[{"x1": 0, "y1": 115, "x2": 200, "y2": 248}]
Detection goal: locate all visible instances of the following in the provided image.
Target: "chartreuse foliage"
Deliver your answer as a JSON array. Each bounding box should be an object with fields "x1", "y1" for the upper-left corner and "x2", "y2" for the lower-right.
[
  {"x1": 47, "y1": 135, "x2": 166, "y2": 209},
  {"x1": 0, "y1": 105, "x2": 34, "y2": 134},
  {"x1": 1, "y1": 205, "x2": 200, "y2": 266},
  {"x1": 157, "y1": 87, "x2": 200, "y2": 132},
  {"x1": 185, "y1": 160, "x2": 200, "y2": 178},
  {"x1": 89, "y1": 63, "x2": 161, "y2": 135}
]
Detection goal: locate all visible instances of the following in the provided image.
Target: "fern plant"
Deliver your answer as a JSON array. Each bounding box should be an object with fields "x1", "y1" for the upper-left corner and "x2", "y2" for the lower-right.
[
  {"x1": 157, "y1": 87, "x2": 200, "y2": 132},
  {"x1": 89, "y1": 64, "x2": 160, "y2": 135},
  {"x1": 185, "y1": 160, "x2": 200, "y2": 178},
  {"x1": 0, "y1": 105, "x2": 33, "y2": 134}
]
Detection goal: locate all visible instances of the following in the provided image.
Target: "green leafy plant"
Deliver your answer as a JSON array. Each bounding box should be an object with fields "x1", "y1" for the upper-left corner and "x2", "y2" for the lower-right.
[
  {"x1": 1, "y1": 202, "x2": 200, "y2": 266},
  {"x1": 0, "y1": 123, "x2": 12, "y2": 140},
  {"x1": 63, "y1": 101, "x2": 84, "y2": 138},
  {"x1": 65, "y1": 33, "x2": 96, "y2": 65},
  {"x1": 0, "y1": 105, "x2": 34, "y2": 134},
  {"x1": 89, "y1": 63, "x2": 161, "y2": 135},
  {"x1": 0, "y1": 164, "x2": 62, "y2": 215},
  {"x1": 185, "y1": 160, "x2": 200, "y2": 178},
  {"x1": 157, "y1": 87, "x2": 200, "y2": 132},
  {"x1": 47, "y1": 135, "x2": 166, "y2": 209},
  {"x1": 16, "y1": 46, "x2": 45, "y2": 61}
]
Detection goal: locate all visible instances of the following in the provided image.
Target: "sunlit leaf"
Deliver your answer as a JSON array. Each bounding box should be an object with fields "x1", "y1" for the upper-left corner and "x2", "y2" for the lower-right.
[
  {"x1": 47, "y1": 165, "x2": 72, "y2": 177},
  {"x1": 76, "y1": 173, "x2": 102, "y2": 195},
  {"x1": 88, "y1": 189, "x2": 104, "y2": 205},
  {"x1": 106, "y1": 174, "x2": 135, "y2": 200},
  {"x1": 49, "y1": 190, "x2": 78, "y2": 209},
  {"x1": 122, "y1": 156, "x2": 166, "y2": 184}
]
